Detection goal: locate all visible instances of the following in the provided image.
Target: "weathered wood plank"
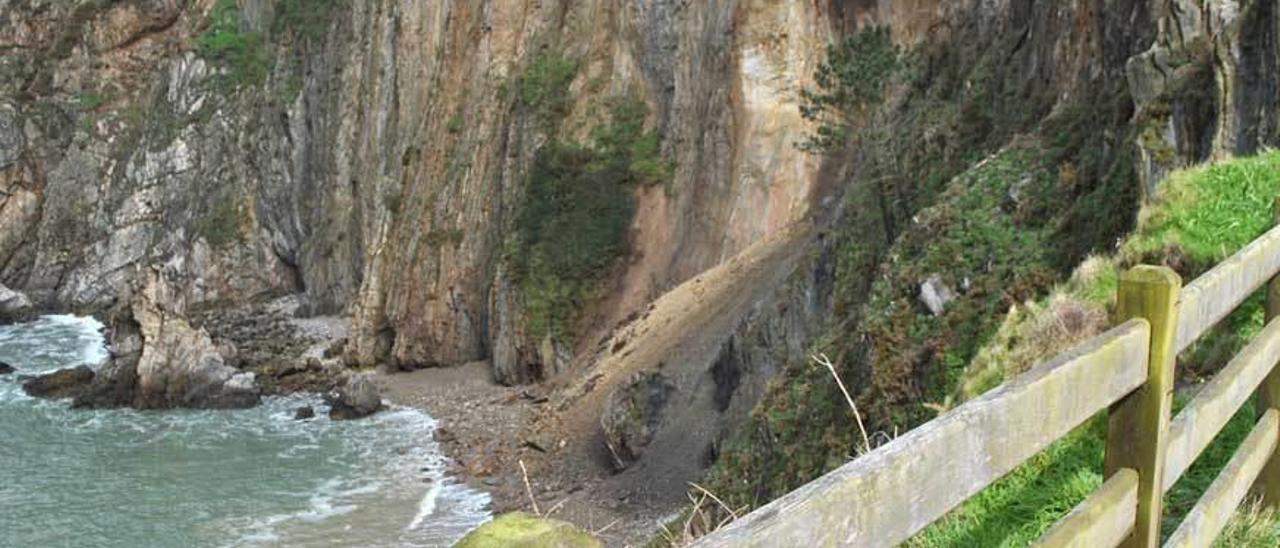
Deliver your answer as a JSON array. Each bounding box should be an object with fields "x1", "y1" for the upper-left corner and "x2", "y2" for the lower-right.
[
  {"x1": 1165, "y1": 409, "x2": 1280, "y2": 548},
  {"x1": 1254, "y1": 195, "x2": 1280, "y2": 508},
  {"x1": 1107, "y1": 266, "x2": 1181, "y2": 548},
  {"x1": 1163, "y1": 317, "x2": 1280, "y2": 492},
  {"x1": 691, "y1": 321, "x2": 1151, "y2": 548},
  {"x1": 1174, "y1": 224, "x2": 1280, "y2": 354},
  {"x1": 1032, "y1": 468, "x2": 1138, "y2": 548}
]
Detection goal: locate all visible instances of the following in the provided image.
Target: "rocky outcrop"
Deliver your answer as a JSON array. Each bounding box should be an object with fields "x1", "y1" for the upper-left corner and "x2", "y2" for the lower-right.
[
  {"x1": 0, "y1": 284, "x2": 32, "y2": 322},
  {"x1": 601, "y1": 371, "x2": 674, "y2": 470},
  {"x1": 22, "y1": 365, "x2": 94, "y2": 399},
  {"x1": 293, "y1": 405, "x2": 315, "y2": 420},
  {"x1": 454, "y1": 512, "x2": 601, "y2": 548},
  {"x1": 75, "y1": 268, "x2": 259, "y2": 409},
  {"x1": 324, "y1": 373, "x2": 381, "y2": 420},
  {"x1": 0, "y1": 361, "x2": 14, "y2": 375},
  {"x1": 919, "y1": 275, "x2": 956, "y2": 317},
  {"x1": 1128, "y1": 0, "x2": 1280, "y2": 194}
]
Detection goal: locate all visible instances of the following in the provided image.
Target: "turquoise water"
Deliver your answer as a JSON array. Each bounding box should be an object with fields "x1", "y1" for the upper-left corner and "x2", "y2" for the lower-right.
[{"x1": 0, "y1": 316, "x2": 489, "y2": 547}]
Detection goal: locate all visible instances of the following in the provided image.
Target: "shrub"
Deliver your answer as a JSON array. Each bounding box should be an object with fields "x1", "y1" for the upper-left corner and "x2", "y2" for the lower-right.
[
  {"x1": 798, "y1": 26, "x2": 901, "y2": 152},
  {"x1": 520, "y1": 54, "x2": 578, "y2": 128},
  {"x1": 76, "y1": 92, "x2": 104, "y2": 111},
  {"x1": 509, "y1": 98, "x2": 670, "y2": 341},
  {"x1": 446, "y1": 114, "x2": 464, "y2": 134},
  {"x1": 194, "y1": 198, "x2": 244, "y2": 249},
  {"x1": 272, "y1": 0, "x2": 339, "y2": 41},
  {"x1": 196, "y1": 0, "x2": 268, "y2": 89}
]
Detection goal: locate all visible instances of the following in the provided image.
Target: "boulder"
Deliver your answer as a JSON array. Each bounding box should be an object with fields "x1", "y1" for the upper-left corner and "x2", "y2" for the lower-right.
[
  {"x1": 0, "y1": 361, "x2": 14, "y2": 375},
  {"x1": 293, "y1": 405, "x2": 316, "y2": 420},
  {"x1": 600, "y1": 371, "x2": 674, "y2": 470},
  {"x1": 0, "y1": 284, "x2": 32, "y2": 322},
  {"x1": 324, "y1": 373, "x2": 382, "y2": 420},
  {"x1": 74, "y1": 268, "x2": 260, "y2": 409},
  {"x1": 22, "y1": 366, "x2": 95, "y2": 399},
  {"x1": 454, "y1": 512, "x2": 602, "y2": 548},
  {"x1": 919, "y1": 274, "x2": 956, "y2": 316}
]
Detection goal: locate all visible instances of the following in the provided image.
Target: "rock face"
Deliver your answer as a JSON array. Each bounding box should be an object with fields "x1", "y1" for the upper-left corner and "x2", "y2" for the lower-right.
[
  {"x1": 0, "y1": 284, "x2": 32, "y2": 322},
  {"x1": 601, "y1": 372, "x2": 675, "y2": 470},
  {"x1": 22, "y1": 366, "x2": 94, "y2": 399},
  {"x1": 1, "y1": 0, "x2": 1265, "y2": 400},
  {"x1": 0, "y1": 0, "x2": 836, "y2": 386},
  {"x1": 75, "y1": 268, "x2": 259, "y2": 409},
  {"x1": 324, "y1": 374, "x2": 382, "y2": 420}
]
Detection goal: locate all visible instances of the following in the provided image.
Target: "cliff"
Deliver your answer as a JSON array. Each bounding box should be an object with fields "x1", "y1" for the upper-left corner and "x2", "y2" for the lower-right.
[
  {"x1": 0, "y1": 0, "x2": 833, "y2": 382},
  {"x1": 2, "y1": 0, "x2": 1278, "y2": 543}
]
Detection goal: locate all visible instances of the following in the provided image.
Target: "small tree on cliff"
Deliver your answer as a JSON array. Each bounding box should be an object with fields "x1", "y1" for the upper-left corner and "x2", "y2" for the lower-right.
[
  {"x1": 798, "y1": 26, "x2": 901, "y2": 153},
  {"x1": 799, "y1": 26, "x2": 903, "y2": 246}
]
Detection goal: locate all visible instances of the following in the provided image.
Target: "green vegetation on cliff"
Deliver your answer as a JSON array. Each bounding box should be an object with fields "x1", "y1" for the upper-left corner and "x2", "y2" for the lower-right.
[
  {"x1": 509, "y1": 94, "x2": 671, "y2": 343},
  {"x1": 930, "y1": 153, "x2": 1280, "y2": 546},
  {"x1": 506, "y1": 51, "x2": 671, "y2": 346},
  {"x1": 196, "y1": 0, "x2": 267, "y2": 89},
  {"x1": 272, "y1": 0, "x2": 339, "y2": 40},
  {"x1": 701, "y1": 11, "x2": 1143, "y2": 521},
  {"x1": 798, "y1": 26, "x2": 900, "y2": 153},
  {"x1": 522, "y1": 54, "x2": 579, "y2": 129},
  {"x1": 703, "y1": 150, "x2": 1280, "y2": 545}
]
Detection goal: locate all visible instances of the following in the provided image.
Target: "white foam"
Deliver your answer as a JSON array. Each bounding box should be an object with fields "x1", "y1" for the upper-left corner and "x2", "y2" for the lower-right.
[
  {"x1": 2, "y1": 315, "x2": 490, "y2": 546},
  {"x1": 408, "y1": 477, "x2": 443, "y2": 531},
  {"x1": 40, "y1": 314, "x2": 108, "y2": 366}
]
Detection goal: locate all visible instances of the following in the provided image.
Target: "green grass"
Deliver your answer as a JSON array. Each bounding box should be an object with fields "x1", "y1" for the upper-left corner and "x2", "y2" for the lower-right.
[
  {"x1": 1216, "y1": 502, "x2": 1280, "y2": 547},
  {"x1": 1125, "y1": 153, "x2": 1280, "y2": 267},
  {"x1": 913, "y1": 151, "x2": 1280, "y2": 545},
  {"x1": 912, "y1": 398, "x2": 1260, "y2": 546}
]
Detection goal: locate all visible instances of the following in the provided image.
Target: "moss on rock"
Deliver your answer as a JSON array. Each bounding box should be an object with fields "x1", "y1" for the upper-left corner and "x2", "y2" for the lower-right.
[{"x1": 454, "y1": 512, "x2": 602, "y2": 548}]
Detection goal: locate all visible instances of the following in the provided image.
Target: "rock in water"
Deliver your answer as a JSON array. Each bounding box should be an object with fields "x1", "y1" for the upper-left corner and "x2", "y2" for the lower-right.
[
  {"x1": 74, "y1": 268, "x2": 260, "y2": 409},
  {"x1": 0, "y1": 361, "x2": 14, "y2": 375},
  {"x1": 600, "y1": 371, "x2": 675, "y2": 470},
  {"x1": 293, "y1": 405, "x2": 316, "y2": 420},
  {"x1": 454, "y1": 512, "x2": 602, "y2": 548},
  {"x1": 0, "y1": 284, "x2": 32, "y2": 322},
  {"x1": 325, "y1": 374, "x2": 382, "y2": 420},
  {"x1": 22, "y1": 366, "x2": 95, "y2": 399}
]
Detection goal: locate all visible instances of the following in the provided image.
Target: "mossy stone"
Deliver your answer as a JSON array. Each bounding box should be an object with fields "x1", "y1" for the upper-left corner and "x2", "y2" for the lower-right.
[{"x1": 454, "y1": 512, "x2": 602, "y2": 548}]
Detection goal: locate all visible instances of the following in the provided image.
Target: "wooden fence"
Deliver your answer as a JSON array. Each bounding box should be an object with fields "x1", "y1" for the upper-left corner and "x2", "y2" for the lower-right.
[{"x1": 694, "y1": 209, "x2": 1280, "y2": 548}]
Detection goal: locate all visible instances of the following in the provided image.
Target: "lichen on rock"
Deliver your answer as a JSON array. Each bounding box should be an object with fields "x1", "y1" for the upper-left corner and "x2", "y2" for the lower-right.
[{"x1": 453, "y1": 512, "x2": 602, "y2": 548}]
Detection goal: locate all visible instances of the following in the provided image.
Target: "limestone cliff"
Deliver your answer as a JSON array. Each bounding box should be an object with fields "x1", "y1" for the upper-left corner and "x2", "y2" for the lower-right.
[{"x1": 0, "y1": 0, "x2": 833, "y2": 386}]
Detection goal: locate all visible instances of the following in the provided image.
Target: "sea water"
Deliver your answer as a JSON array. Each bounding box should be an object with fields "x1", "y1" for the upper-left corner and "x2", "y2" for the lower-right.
[{"x1": 0, "y1": 315, "x2": 489, "y2": 547}]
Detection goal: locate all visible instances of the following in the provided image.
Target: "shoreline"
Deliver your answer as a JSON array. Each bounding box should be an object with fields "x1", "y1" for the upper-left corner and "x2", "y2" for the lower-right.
[{"x1": 375, "y1": 364, "x2": 682, "y2": 546}]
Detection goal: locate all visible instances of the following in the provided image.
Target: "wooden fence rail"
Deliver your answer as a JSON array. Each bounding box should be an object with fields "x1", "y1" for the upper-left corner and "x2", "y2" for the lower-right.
[{"x1": 694, "y1": 211, "x2": 1280, "y2": 548}]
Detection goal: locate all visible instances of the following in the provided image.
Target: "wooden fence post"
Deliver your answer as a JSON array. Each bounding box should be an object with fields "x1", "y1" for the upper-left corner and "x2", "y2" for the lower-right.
[
  {"x1": 1255, "y1": 196, "x2": 1280, "y2": 508},
  {"x1": 1107, "y1": 265, "x2": 1181, "y2": 548}
]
